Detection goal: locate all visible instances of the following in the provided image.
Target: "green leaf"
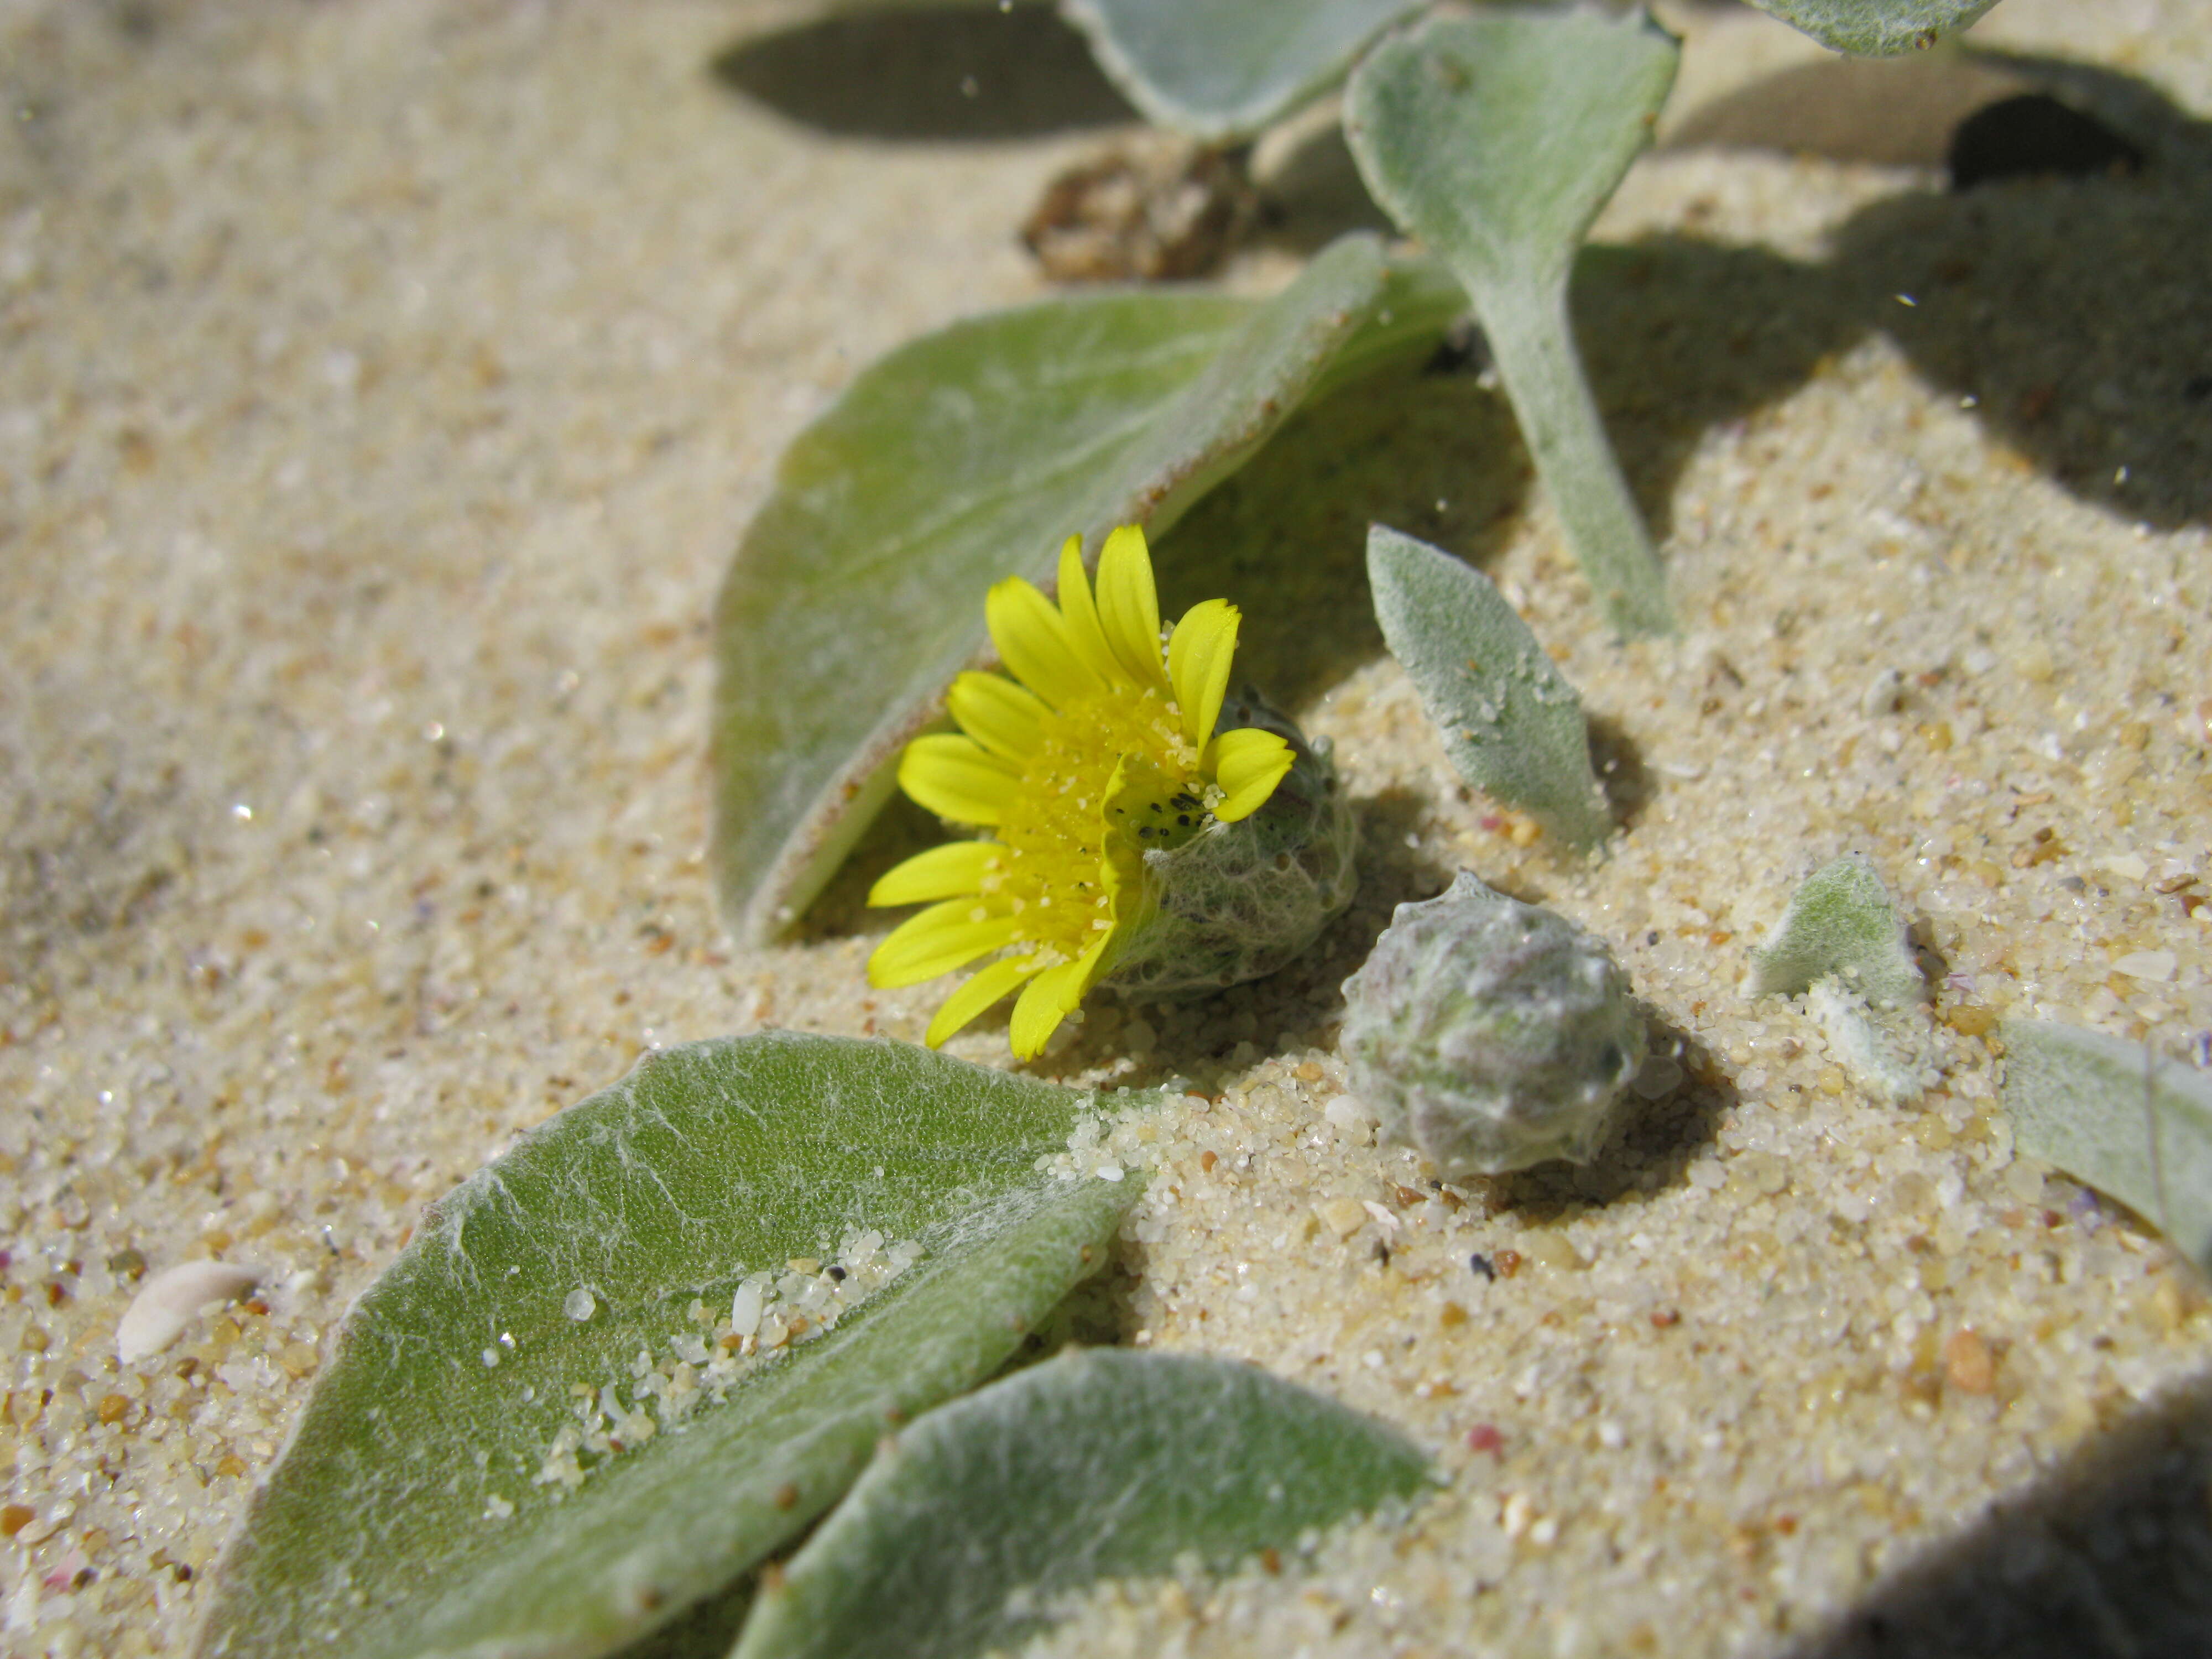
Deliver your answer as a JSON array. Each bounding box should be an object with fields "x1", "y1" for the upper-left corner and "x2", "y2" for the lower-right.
[
  {"x1": 1344, "y1": 8, "x2": 1679, "y2": 637},
  {"x1": 2001, "y1": 1021, "x2": 2212, "y2": 1271},
  {"x1": 730, "y1": 1348, "x2": 1432, "y2": 1659},
  {"x1": 713, "y1": 232, "x2": 1438, "y2": 945},
  {"x1": 1742, "y1": 0, "x2": 2002, "y2": 57},
  {"x1": 1805, "y1": 980, "x2": 1933, "y2": 1105},
  {"x1": 194, "y1": 1034, "x2": 1134, "y2": 1659},
  {"x1": 1746, "y1": 853, "x2": 1925, "y2": 1006},
  {"x1": 1365, "y1": 524, "x2": 1610, "y2": 851},
  {"x1": 1060, "y1": 0, "x2": 1426, "y2": 142}
]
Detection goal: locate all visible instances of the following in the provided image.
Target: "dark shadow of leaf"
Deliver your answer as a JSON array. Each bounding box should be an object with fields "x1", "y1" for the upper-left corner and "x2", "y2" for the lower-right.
[
  {"x1": 608, "y1": 1575, "x2": 755, "y2": 1659},
  {"x1": 1832, "y1": 138, "x2": 2212, "y2": 529},
  {"x1": 1664, "y1": 50, "x2": 2033, "y2": 168},
  {"x1": 1573, "y1": 237, "x2": 1846, "y2": 546},
  {"x1": 1647, "y1": 48, "x2": 2212, "y2": 529},
  {"x1": 710, "y1": 4, "x2": 1135, "y2": 142},
  {"x1": 1151, "y1": 357, "x2": 1531, "y2": 711},
  {"x1": 1786, "y1": 1365, "x2": 2212, "y2": 1658}
]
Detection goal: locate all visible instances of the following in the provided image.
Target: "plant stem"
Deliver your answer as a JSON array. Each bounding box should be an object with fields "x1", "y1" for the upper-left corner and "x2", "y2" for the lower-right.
[{"x1": 1474, "y1": 276, "x2": 1672, "y2": 638}]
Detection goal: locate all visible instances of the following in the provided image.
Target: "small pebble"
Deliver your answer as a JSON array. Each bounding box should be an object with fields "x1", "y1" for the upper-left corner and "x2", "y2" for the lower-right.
[
  {"x1": 1944, "y1": 1328, "x2": 1996, "y2": 1394},
  {"x1": 1317, "y1": 1197, "x2": 1368, "y2": 1240},
  {"x1": 1859, "y1": 667, "x2": 1906, "y2": 717}
]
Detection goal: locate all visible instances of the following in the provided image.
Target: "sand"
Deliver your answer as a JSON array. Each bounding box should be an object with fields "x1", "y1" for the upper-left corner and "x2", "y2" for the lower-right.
[{"x1": 2, "y1": 0, "x2": 2208, "y2": 1654}]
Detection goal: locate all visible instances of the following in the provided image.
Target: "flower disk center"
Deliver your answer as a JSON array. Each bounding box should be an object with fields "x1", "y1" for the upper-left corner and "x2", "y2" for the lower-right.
[{"x1": 982, "y1": 687, "x2": 1205, "y2": 965}]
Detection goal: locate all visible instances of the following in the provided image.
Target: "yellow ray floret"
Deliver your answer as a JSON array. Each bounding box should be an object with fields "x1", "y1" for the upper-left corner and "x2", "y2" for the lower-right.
[{"x1": 866, "y1": 525, "x2": 1295, "y2": 1060}]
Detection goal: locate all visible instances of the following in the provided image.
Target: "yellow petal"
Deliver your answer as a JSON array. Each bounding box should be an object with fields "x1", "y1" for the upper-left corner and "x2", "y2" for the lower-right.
[
  {"x1": 946, "y1": 671, "x2": 1047, "y2": 764},
  {"x1": 1205, "y1": 727, "x2": 1295, "y2": 823},
  {"x1": 867, "y1": 901, "x2": 1019, "y2": 988},
  {"x1": 1009, "y1": 775, "x2": 1143, "y2": 1063},
  {"x1": 1008, "y1": 935, "x2": 1112, "y2": 1060},
  {"x1": 1053, "y1": 535, "x2": 1126, "y2": 688},
  {"x1": 899, "y1": 733, "x2": 1020, "y2": 826},
  {"x1": 1166, "y1": 597, "x2": 1239, "y2": 750},
  {"x1": 1094, "y1": 524, "x2": 1168, "y2": 691},
  {"x1": 867, "y1": 839, "x2": 999, "y2": 908},
  {"x1": 985, "y1": 576, "x2": 1104, "y2": 711},
  {"x1": 924, "y1": 953, "x2": 1045, "y2": 1048}
]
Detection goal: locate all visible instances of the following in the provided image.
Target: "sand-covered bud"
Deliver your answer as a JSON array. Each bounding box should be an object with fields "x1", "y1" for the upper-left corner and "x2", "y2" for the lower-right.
[
  {"x1": 1340, "y1": 872, "x2": 1645, "y2": 1175},
  {"x1": 1107, "y1": 689, "x2": 1357, "y2": 997}
]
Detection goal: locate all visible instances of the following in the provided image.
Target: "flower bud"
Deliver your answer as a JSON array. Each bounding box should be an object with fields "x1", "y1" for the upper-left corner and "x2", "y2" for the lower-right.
[
  {"x1": 1340, "y1": 873, "x2": 1644, "y2": 1175},
  {"x1": 1106, "y1": 689, "x2": 1357, "y2": 997}
]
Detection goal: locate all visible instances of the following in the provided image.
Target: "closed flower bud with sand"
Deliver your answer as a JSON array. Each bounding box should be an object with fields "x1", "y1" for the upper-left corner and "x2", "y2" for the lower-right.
[
  {"x1": 869, "y1": 525, "x2": 1347, "y2": 1060},
  {"x1": 1340, "y1": 872, "x2": 1645, "y2": 1176}
]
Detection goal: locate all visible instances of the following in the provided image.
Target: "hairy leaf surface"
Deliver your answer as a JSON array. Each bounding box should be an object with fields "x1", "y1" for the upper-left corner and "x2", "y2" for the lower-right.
[
  {"x1": 195, "y1": 1035, "x2": 1131, "y2": 1659},
  {"x1": 1061, "y1": 0, "x2": 1425, "y2": 141},
  {"x1": 732, "y1": 1348, "x2": 1432, "y2": 1659},
  {"x1": 714, "y1": 233, "x2": 1435, "y2": 943},
  {"x1": 1746, "y1": 852, "x2": 1925, "y2": 1006},
  {"x1": 2002, "y1": 1020, "x2": 2212, "y2": 1271},
  {"x1": 1744, "y1": 0, "x2": 2001, "y2": 56},
  {"x1": 1346, "y1": 9, "x2": 1678, "y2": 635},
  {"x1": 1367, "y1": 525, "x2": 1610, "y2": 850}
]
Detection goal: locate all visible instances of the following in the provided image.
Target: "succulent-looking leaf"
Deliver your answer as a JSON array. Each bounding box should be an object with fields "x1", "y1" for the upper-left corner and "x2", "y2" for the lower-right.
[
  {"x1": 729, "y1": 1348, "x2": 1433, "y2": 1659},
  {"x1": 714, "y1": 232, "x2": 1451, "y2": 946},
  {"x1": 1060, "y1": 0, "x2": 1426, "y2": 142},
  {"x1": 2001, "y1": 1020, "x2": 2212, "y2": 1272},
  {"x1": 1746, "y1": 853, "x2": 1925, "y2": 1005},
  {"x1": 1366, "y1": 525, "x2": 1611, "y2": 850},
  {"x1": 1345, "y1": 8, "x2": 1679, "y2": 637},
  {"x1": 1743, "y1": 0, "x2": 2002, "y2": 57},
  {"x1": 194, "y1": 1034, "x2": 1134, "y2": 1659}
]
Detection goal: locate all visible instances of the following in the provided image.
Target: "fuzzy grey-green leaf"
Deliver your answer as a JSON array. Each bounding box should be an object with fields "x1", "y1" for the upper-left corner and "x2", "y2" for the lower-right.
[
  {"x1": 1743, "y1": 0, "x2": 2002, "y2": 57},
  {"x1": 193, "y1": 1034, "x2": 1133, "y2": 1659},
  {"x1": 2001, "y1": 1020, "x2": 2212, "y2": 1271},
  {"x1": 1061, "y1": 0, "x2": 1426, "y2": 142},
  {"x1": 1746, "y1": 853, "x2": 1924, "y2": 1005},
  {"x1": 713, "y1": 232, "x2": 1426, "y2": 946},
  {"x1": 1344, "y1": 8, "x2": 1677, "y2": 636},
  {"x1": 1367, "y1": 524, "x2": 1610, "y2": 850},
  {"x1": 730, "y1": 1349, "x2": 1432, "y2": 1659}
]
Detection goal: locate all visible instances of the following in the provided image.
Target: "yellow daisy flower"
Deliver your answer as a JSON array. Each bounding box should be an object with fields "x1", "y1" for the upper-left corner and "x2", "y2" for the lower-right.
[{"x1": 867, "y1": 525, "x2": 1297, "y2": 1060}]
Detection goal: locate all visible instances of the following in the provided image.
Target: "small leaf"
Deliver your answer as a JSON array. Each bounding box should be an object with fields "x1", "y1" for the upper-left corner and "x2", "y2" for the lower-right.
[
  {"x1": 195, "y1": 1035, "x2": 1134, "y2": 1659},
  {"x1": 731, "y1": 1348, "x2": 1432, "y2": 1659},
  {"x1": 2001, "y1": 1021, "x2": 2212, "y2": 1270},
  {"x1": 1743, "y1": 0, "x2": 2001, "y2": 57},
  {"x1": 1060, "y1": 0, "x2": 1426, "y2": 142},
  {"x1": 1746, "y1": 853, "x2": 1924, "y2": 1006},
  {"x1": 1806, "y1": 979, "x2": 1933, "y2": 1105},
  {"x1": 1345, "y1": 8, "x2": 1679, "y2": 636},
  {"x1": 713, "y1": 232, "x2": 1442, "y2": 945},
  {"x1": 1366, "y1": 524, "x2": 1610, "y2": 850}
]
